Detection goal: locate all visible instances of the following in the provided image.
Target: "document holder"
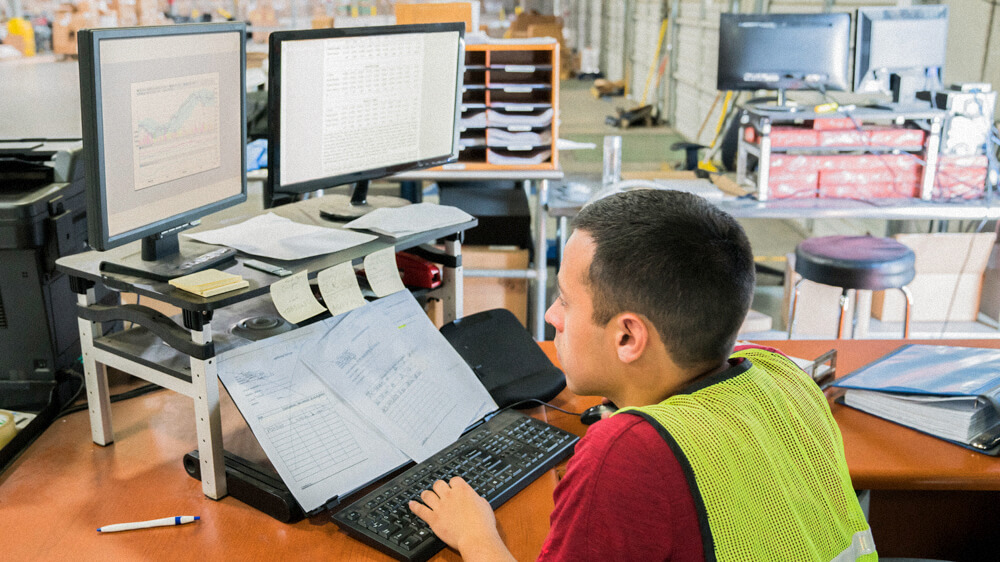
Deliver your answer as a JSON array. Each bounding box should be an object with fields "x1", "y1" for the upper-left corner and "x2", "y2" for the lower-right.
[{"x1": 440, "y1": 309, "x2": 566, "y2": 408}]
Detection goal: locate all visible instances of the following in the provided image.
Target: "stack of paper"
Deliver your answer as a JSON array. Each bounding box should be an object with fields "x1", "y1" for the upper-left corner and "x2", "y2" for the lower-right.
[
  {"x1": 343, "y1": 203, "x2": 474, "y2": 238},
  {"x1": 186, "y1": 213, "x2": 377, "y2": 261},
  {"x1": 833, "y1": 344, "x2": 1000, "y2": 450},
  {"x1": 169, "y1": 269, "x2": 248, "y2": 297}
]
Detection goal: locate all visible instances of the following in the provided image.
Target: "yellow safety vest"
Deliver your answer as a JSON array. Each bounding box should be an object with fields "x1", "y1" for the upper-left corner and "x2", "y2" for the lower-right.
[{"x1": 620, "y1": 348, "x2": 876, "y2": 562}]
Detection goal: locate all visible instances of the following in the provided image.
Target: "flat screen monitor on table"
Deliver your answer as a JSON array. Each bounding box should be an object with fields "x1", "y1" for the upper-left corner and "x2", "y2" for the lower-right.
[
  {"x1": 78, "y1": 22, "x2": 248, "y2": 281},
  {"x1": 854, "y1": 5, "x2": 949, "y2": 110},
  {"x1": 265, "y1": 23, "x2": 465, "y2": 219},
  {"x1": 717, "y1": 12, "x2": 851, "y2": 110}
]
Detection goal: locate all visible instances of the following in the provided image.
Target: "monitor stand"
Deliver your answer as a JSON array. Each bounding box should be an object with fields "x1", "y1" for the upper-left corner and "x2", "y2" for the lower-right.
[
  {"x1": 752, "y1": 89, "x2": 802, "y2": 113},
  {"x1": 319, "y1": 180, "x2": 410, "y2": 221},
  {"x1": 99, "y1": 228, "x2": 237, "y2": 282}
]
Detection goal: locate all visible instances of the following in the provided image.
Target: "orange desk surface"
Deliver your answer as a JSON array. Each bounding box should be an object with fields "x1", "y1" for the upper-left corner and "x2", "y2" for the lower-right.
[{"x1": 6, "y1": 338, "x2": 1000, "y2": 560}]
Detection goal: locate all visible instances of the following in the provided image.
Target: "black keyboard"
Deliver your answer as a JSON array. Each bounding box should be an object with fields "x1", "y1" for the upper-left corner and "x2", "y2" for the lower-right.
[{"x1": 331, "y1": 409, "x2": 579, "y2": 561}]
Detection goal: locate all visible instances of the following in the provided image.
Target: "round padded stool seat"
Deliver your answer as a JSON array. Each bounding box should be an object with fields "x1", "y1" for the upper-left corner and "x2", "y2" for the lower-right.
[{"x1": 795, "y1": 235, "x2": 915, "y2": 291}]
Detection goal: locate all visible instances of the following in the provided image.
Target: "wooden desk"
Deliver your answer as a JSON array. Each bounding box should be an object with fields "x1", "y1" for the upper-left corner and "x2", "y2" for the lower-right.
[{"x1": 6, "y1": 339, "x2": 1000, "y2": 559}]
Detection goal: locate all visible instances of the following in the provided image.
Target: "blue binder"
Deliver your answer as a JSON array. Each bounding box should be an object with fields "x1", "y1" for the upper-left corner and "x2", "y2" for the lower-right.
[{"x1": 832, "y1": 344, "x2": 1000, "y2": 455}]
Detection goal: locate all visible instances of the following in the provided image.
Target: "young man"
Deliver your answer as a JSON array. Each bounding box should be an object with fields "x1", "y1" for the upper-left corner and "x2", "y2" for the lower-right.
[{"x1": 409, "y1": 189, "x2": 875, "y2": 561}]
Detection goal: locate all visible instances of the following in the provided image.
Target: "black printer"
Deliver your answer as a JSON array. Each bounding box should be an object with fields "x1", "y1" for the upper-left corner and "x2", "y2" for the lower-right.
[{"x1": 0, "y1": 140, "x2": 92, "y2": 409}]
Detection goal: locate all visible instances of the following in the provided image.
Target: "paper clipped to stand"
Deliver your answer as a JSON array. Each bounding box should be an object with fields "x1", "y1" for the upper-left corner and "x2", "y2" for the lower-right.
[
  {"x1": 318, "y1": 261, "x2": 367, "y2": 316},
  {"x1": 216, "y1": 324, "x2": 410, "y2": 513},
  {"x1": 270, "y1": 271, "x2": 326, "y2": 324},
  {"x1": 364, "y1": 247, "x2": 406, "y2": 297},
  {"x1": 301, "y1": 291, "x2": 497, "y2": 461},
  {"x1": 216, "y1": 291, "x2": 497, "y2": 512}
]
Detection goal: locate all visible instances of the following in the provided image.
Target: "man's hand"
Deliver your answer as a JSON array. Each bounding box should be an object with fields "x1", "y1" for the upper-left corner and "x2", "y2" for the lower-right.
[{"x1": 409, "y1": 477, "x2": 515, "y2": 562}]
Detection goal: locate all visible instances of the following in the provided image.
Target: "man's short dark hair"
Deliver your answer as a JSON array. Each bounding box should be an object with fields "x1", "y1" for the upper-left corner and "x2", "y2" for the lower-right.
[{"x1": 572, "y1": 189, "x2": 755, "y2": 369}]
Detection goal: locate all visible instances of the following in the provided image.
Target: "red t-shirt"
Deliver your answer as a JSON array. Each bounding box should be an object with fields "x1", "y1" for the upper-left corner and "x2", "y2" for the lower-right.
[
  {"x1": 537, "y1": 412, "x2": 704, "y2": 562},
  {"x1": 538, "y1": 346, "x2": 785, "y2": 562}
]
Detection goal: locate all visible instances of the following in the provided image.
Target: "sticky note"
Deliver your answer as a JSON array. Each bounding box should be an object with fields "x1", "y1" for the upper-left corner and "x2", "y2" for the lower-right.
[
  {"x1": 363, "y1": 247, "x2": 406, "y2": 297},
  {"x1": 318, "y1": 262, "x2": 367, "y2": 317},
  {"x1": 270, "y1": 271, "x2": 326, "y2": 324}
]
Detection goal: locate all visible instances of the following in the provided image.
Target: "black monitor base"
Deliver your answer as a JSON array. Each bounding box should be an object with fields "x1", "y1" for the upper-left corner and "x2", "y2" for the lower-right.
[
  {"x1": 318, "y1": 194, "x2": 411, "y2": 221},
  {"x1": 100, "y1": 246, "x2": 237, "y2": 282},
  {"x1": 183, "y1": 449, "x2": 305, "y2": 523}
]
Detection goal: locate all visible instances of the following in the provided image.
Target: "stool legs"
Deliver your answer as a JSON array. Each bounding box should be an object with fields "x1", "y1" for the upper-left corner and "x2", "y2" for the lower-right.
[
  {"x1": 900, "y1": 286, "x2": 913, "y2": 339},
  {"x1": 837, "y1": 288, "x2": 851, "y2": 339}
]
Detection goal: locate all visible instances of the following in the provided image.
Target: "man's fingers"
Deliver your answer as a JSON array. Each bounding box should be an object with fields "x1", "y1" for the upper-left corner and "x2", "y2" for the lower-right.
[
  {"x1": 408, "y1": 500, "x2": 430, "y2": 518},
  {"x1": 432, "y1": 479, "x2": 451, "y2": 495},
  {"x1": 448, "y1": 476, "x2": 469, "y2": 489},
  {"x1": 420, "y1": 488, "x2": 440, "y2": 507}
]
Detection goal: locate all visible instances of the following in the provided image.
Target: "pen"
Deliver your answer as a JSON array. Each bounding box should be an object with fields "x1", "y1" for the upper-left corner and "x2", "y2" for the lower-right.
[{"x1": 97, "y1": 516, "x2": 200, "y2": 533}]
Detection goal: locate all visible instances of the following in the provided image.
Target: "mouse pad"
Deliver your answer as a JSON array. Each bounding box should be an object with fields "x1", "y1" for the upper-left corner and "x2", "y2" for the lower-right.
[{"x1": 440, "y1": 309, "x2": 566, "y2": 409}]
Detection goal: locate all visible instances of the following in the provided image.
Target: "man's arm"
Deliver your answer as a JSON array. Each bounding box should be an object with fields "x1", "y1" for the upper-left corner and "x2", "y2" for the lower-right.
[{"x1": 409, "y1": 477, "x2": 517, "y2": 562}]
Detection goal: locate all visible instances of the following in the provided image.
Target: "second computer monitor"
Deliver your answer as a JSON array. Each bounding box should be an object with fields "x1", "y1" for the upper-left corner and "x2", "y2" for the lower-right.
[
  {"x1": 266, "y1": 23, "x2": 464, "y2": 213},
  {"x1": 854, "y1": 5, "x2": 949, "y2": 106},
  {"x1": 717, "y1": 13, "x2": 851, "y2": 102}
]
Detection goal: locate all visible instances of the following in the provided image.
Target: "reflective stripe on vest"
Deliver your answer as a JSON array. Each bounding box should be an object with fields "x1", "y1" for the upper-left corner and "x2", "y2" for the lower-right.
[{"x1": 619, "y1": 349, "x2": 875, "y2": 562}]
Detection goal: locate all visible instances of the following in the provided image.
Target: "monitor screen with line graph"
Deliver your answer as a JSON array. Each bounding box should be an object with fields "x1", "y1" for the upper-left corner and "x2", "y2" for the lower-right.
[{"x1": 78, "y1": 22, "x2": 247, "y2": 281}]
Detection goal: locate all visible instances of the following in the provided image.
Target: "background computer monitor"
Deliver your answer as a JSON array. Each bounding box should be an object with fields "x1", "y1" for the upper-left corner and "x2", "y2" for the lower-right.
[
  {"x1": 854, "y1": 5, "x2": 949, "y2": 107},
  {"x1": 717, "y1": 13, "x2": 851, "y2": 106},
  {"x1": 78, "y1": 22, "x2": 247, "y2": 281},
  {"x1": 266, "y1": 23, "x2": 464, "y2": 218}
]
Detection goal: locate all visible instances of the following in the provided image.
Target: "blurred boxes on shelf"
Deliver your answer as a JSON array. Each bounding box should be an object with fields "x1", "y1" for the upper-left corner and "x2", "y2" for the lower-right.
[
  {"x1": 933, "y1": 154, "x2": 988, "y2": 199},
  {"x1": 394, "y1": 2, "x2": 473, "y2": 31},
  {"x1": 872, "y1": 232, "x2": 996, "y2": 323},
  {"x1": 426, "y1": 246, "x2": 529, "y2": 328}
]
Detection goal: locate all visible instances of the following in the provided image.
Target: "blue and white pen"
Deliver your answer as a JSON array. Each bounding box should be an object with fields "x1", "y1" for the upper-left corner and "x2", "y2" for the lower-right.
[{"x1": 97, "y1": 516, "x2": 200, "y2": 533}]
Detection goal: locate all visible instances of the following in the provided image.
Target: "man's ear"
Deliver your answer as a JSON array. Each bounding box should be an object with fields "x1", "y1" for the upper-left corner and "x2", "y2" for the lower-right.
[{"x1": 614, "y1": 313, "x2": 649, "y2": 363}]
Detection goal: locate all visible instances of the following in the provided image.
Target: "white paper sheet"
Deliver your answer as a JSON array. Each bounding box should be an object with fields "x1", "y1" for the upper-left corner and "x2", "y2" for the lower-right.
[
  {"x1": 217, "y1": 324, "x2": 409, "y2": 513},
  {"x1": 364, "y1": 247, "x2": 406, "y2": 297},
  {"x1": 270, "y1": 271, "x2": 326, "y2": 324},
  {"x1": 301, "y1": 291, "x2": 497, "y2": 461},
  {"x1": 343, "y1": 203, "x2": 473, "y2": 239},
  {"x1": 186, "y1": 213, "x2": 377, "y2": 261},
  {"x1": 317, "y1": 262, "x2": 367, "y2": 317}
]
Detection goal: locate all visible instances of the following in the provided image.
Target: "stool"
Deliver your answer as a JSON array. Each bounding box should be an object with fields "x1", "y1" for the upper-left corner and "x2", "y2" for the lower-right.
[{"x1": 788, "y1": 235, "x2": 916, "y2": 339}]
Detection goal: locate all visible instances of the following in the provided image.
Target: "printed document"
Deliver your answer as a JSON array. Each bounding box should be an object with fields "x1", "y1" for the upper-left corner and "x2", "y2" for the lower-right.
[
  {"x1": 186, "y1": 213, "x2": 376, "y2": 260},
  {"x1": 343, "y1": 203, "x2": 473, "y2": 239},
  {"x1": 217, "y1": 324, "x2": 409, "y2": 513},
  {"x1": 302, "y1": 291, "x2": 496, "y2": 461}
]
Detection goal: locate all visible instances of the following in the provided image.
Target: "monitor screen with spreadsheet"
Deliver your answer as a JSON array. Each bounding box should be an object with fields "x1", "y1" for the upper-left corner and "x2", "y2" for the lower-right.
[{"x1": 266, "y1": 23, "x2": 464, "y2": 214}]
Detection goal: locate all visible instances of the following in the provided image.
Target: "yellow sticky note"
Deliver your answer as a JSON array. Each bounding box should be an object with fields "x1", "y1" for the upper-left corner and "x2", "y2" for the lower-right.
[
  {"x1": 364, "y1": 247, "x2": 405, "y2": 297},
  {"x1": 270, "y1": 271, "x2": 326, "y2": 324},
  {"x1": 169, "y1": 269, "x2": 243, "y2": 292},
  {"x1": 318, "y1": 262, "x2": 367, "y2": 317}
]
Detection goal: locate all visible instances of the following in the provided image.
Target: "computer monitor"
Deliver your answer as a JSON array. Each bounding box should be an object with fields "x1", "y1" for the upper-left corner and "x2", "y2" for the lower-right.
[
  {"x1": 78, "y1": 23, "x2": 248, "y2": 281},
  {"x1": 717, "y1": 13, "x2": 851, "y2": 108},
  {"x1": 854, "y1": 5, "x2": 949, "y2": 109},
  {"x1": 266, "y1": 23, "x2": 464, "y2": 219}
]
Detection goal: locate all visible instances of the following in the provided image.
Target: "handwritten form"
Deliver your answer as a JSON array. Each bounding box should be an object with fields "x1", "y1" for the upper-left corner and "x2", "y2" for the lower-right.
[
  {"x1": 218, "y1": 291, "x2": 497, "y2": 511},
  {"x1": 217, "y1": 325, "x2": 409, "y2": 512},
  {"x1": 302, "y1": 291, "x2": 496, "y2": 461}
]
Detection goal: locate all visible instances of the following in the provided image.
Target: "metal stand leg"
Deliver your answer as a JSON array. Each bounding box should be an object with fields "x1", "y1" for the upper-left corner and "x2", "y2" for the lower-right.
[
  {"x1": 190, "y1": 324, "x2": 227, "y2": 499},
  {"x1": 900, "y1": 285, "x2": 913, "y2": 339},
  {"x1": 787, "y1": 279, "x2": 803, "y2": 339},
  {"x1": 78, "y1": 290, "x2": 113, "y2": 446},
  {"x1": 533, "y1": 179, "x2": 549, "y2": 341},
  {"x1": 441, "y1": 237, "x2": 463, "y2": 324},
  {"x1": 837, "y1": 288, "x2": 851, "y2": 339}
]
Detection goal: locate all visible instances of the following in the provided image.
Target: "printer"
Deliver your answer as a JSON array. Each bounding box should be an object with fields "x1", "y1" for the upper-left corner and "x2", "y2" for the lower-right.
[{"x1": 0, "y1": 140, "x2": 94, "y2": 409}]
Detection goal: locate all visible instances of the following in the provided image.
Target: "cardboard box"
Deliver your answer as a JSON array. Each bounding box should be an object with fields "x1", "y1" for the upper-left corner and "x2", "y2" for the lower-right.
[
  {"x1": 979, "y1": 241, "x2": 1000, "y2": 322},
  {"x1": 426, "y1": 246, "x2": 529, "y2": 328},
  {"x1": 739, "y1": 309, "x2": 773, "y2": 334},
  {"x1": 782, "y1": 252, "x2": 855, "y2": 338},
  {"x1": 395, "y1": 2, "x2": 473, "y2": 31},
  {"x1": 871, "y1": 232, "x2": 996, "y2": 322}
]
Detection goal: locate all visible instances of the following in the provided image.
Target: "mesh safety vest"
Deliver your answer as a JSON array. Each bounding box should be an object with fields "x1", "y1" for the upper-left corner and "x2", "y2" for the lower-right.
[{"x1": 619, "y1": 348, "x2": 876, "y2": 562}]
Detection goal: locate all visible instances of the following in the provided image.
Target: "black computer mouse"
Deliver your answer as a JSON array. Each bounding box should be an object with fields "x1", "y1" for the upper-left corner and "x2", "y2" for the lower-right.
[{"x1": 580, "y1": 402, "x2": 618, "y2": 426}]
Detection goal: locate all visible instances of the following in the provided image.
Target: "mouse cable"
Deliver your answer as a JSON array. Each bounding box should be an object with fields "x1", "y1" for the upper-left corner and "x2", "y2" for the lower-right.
[{"x1": 482, "y1": 399, "x2": 586, "y2": 424}]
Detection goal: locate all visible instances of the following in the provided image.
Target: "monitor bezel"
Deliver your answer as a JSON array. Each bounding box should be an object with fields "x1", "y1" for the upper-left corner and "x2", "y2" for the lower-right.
[
  {"x1": 853, "y1": 5, "x2": 949, "y2": 95},
  {"x1": 265, "y1": 22, "x2": 465, "y2": 208},
  {"x1": 78, "y1": 22, "x2": 248, "y2": 252},
  {"x1": 716, "y1": 12, "x2": 852, "y2": 93}
]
